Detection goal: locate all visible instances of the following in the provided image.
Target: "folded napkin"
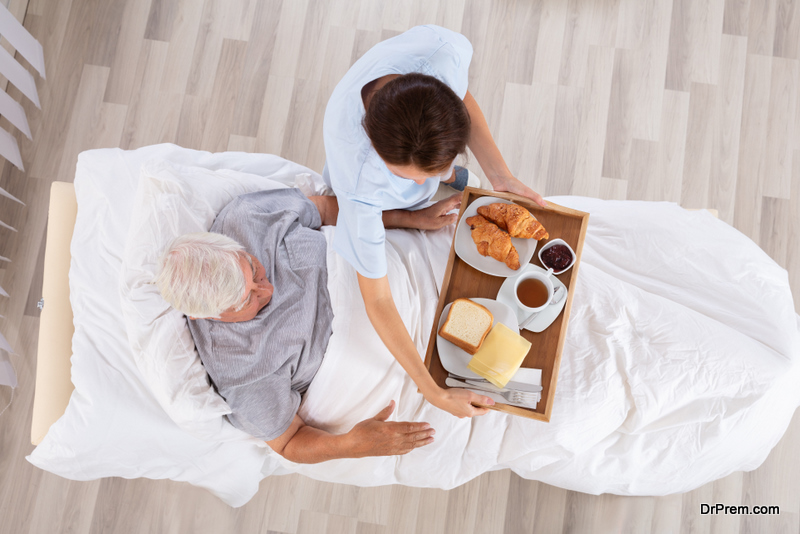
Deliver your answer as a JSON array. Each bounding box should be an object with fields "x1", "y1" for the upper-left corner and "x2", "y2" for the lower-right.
[{"x1": 467, "y1": 323, "x2": 532, "y2": 388}]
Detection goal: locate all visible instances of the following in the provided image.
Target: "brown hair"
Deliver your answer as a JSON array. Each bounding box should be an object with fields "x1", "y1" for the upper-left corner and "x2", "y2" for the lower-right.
[{"x1": 363, "y1": 73, "x2": 471, "y2": 174}]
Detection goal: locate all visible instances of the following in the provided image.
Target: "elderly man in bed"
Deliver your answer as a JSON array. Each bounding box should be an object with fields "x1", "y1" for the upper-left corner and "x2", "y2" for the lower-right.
[{"x1": 156, "y1": 187, "x2": 492, "y2": 464}]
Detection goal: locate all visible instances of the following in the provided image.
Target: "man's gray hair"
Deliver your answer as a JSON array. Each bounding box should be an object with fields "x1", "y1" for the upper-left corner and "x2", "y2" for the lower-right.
[{"x1": 156, "y1": 232, "x2": 247, "y2": 318}]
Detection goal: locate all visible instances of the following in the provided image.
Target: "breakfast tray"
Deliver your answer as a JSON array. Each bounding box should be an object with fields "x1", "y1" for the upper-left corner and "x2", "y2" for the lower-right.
[{"x1": 423, "y1": 187, "x2": 589, "y2": 421}]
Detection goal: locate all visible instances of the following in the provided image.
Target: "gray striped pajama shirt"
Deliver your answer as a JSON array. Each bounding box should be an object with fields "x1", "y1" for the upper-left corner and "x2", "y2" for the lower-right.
[{"x1": 188, "y1": 188, "x2": 333, "y2": 441}]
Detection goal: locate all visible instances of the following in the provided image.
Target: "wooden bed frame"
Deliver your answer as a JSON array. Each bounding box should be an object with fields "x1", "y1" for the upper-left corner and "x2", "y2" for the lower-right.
[{"x1": 31, "y1": 181, "x2": 77, "y2": 445}]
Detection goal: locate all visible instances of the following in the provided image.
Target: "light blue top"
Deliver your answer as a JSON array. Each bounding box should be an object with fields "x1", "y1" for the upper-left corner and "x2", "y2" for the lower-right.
[{"x1": 323, "y1": 25, "x2": 473, "y2": 278}]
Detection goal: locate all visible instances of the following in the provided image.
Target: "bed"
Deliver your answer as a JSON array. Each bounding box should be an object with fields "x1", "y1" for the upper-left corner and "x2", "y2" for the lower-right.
[{"x1": 28, "y1": 144, "x2": 800, "y2": 507}]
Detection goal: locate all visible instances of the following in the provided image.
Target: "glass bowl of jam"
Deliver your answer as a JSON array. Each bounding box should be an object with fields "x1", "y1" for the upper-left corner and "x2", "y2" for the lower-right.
[{"x1": 538, "y1": 238, "x2": 575, "y2": 275}]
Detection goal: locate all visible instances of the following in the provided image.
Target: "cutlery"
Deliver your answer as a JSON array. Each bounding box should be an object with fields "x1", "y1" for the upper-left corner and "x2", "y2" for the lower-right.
[
  {"x1": 520, "y1": 286, "x2": 566, "y2": 329},
  {"x1": 465, "y1": 378, "x2": 542, "y2": 394},
  {"x1": 447, "y1": 373, "x2": 543, "y2": 393},
  {"x1": 445, "y1": 377, "x2": 540, "y2": 407}
]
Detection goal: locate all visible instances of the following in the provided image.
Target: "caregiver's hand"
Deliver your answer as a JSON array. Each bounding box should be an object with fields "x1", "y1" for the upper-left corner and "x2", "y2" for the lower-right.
[
  {"x1": 346, "y1": 400, "x2": 435, "y2": 456},
  {"x1": 428, "y1": 387, "x2": 494, "y2": 418},
  {"x1": 492, "y1": 175, "x2": 547, "y2": 208}
]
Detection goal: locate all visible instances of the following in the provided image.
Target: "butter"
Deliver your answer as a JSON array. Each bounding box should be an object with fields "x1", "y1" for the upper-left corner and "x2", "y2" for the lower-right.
[{"x1": 467, "y1": 323, "x2": 532, "y2": 388}]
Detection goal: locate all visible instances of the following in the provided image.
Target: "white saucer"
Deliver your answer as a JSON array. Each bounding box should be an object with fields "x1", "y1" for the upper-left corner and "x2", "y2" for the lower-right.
[
  {"x1": 436, "y1": 298, "x2": 518, "y2": 379},
  {"x1": 497, "y1": 264, "x2": 568, "y2": 333},
  {"x1": 454, "y1": 196, "x2": 539, "y2": 277}
]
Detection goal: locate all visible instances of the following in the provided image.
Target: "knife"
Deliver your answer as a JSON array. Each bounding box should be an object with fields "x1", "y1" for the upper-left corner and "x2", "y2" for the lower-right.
[{"x1": 466, "y1": 379, "x2": 543, "y2": 394}]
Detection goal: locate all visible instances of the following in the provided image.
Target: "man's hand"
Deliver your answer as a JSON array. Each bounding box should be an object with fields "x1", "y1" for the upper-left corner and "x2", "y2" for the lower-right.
[
  {"x1": 345, "y1": 400, "x2": 435, "y2": 457},
  {"x1": 426, "y1": 387, "x2": 494, "y2": 418},
  {"x1": 491, "y1": 175, "x2": 547, "y2": 207},
  {"x1": 386, "y1": 194, "x2": 462, "y2": 230},
  {"x1": 268, "y1": 404, "x2": 433, "y2": 463}
]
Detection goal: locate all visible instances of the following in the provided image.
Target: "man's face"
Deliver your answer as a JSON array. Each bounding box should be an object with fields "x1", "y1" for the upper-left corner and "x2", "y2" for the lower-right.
[{"x1": 216, "y1": 252, "x2": 274, "y2": 323}]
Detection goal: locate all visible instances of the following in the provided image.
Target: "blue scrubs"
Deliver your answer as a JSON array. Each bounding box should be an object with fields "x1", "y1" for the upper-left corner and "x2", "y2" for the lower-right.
[{"x1": 322, "y1": 25, "x2": 473, "y2": 278}]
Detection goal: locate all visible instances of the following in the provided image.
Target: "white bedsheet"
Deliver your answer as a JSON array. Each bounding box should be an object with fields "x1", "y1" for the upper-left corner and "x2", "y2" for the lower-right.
[{"x1": 28, "y1": 145, "x2": 800, "y2": 506}]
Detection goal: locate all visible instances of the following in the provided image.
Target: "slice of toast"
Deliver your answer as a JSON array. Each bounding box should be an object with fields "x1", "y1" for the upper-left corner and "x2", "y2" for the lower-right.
[{"x1": 438, "y1": 298, "x2": 494, "y2": 354}]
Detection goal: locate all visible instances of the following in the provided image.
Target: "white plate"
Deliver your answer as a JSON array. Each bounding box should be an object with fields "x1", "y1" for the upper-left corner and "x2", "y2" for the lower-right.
[
  {"x1": 436, "y1": 298, "x2": 518, "y2": 379},
  {"x1": 497, "y1": 264, "x2": 568, "y2": 333},
  {"x1": 454, "y1": 197, "x2": 540, "y2": 278}
]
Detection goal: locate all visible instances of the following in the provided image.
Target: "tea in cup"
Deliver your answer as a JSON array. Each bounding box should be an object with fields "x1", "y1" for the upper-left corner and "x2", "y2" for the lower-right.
[{"x1": 513, "y1": 271, "x2": 554, "y2": 313}]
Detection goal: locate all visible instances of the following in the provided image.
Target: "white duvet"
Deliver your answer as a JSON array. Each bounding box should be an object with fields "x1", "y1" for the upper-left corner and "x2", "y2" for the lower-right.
[{"x1": 28, "y1": 145, "x2": 800, "y2": 507}]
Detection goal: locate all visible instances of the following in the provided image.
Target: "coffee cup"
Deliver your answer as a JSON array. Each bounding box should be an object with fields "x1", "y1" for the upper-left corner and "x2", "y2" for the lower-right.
[{"x1": 513, "y1": 270, "x2": 554, "y2": 313}]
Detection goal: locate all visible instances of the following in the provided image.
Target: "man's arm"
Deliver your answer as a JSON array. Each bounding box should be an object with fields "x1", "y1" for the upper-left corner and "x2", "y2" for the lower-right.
[
  {"x1": 266, "y1": 401, "x2": 435, "y2": 463},
  {"x1": 308, "y1": 194, "x2": 462, "y2": 230},
  {"x1": 307, "y1": 195, "x2": 340, "y2": 226}
]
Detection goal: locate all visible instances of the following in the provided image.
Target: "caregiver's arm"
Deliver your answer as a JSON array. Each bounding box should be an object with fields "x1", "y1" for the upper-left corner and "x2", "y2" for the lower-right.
[
  {"x1": 309, "y1": 194, "x2": 461, "y2": 230},
  {"x1": 463, "y1": 91, "x2": 546, "y2": 207},
  {"x1": 267, "y1": 401, "x2": 434, "y2": 463},
  {"x1": 357, "y1": 273, "x2": 495, "y2": 418}
]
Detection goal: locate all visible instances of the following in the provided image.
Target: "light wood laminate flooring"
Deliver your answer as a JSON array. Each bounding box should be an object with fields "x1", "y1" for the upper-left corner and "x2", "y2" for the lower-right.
[{"x1": 0, "y1": 0, "x2": 798, "y2": 533}]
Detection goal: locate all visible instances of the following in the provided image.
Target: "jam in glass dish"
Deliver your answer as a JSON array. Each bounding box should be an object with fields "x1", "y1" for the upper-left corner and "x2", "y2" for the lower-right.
[{"x1": 541, "y1": 244, "x2": 573, "y2": 271}]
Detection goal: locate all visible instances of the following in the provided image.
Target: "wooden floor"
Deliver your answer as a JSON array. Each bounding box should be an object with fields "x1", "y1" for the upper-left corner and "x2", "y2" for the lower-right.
[{"x1": 1, "y1": 0, "x2": 799, "y2": 532}]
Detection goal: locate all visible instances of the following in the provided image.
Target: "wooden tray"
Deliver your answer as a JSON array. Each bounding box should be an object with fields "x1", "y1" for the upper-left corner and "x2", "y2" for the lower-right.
[{"x1": 423, "y1": 187, "x2": 589, "y2": 421}]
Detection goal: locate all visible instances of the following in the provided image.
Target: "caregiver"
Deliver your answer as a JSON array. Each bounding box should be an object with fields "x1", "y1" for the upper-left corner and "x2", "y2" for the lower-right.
[{"x1": 322, "y1": 25, "x2": 544, "y2": 418}]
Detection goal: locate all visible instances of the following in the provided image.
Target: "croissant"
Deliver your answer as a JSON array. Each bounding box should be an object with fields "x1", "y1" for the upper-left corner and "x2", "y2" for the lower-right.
[
  {"x1": 476, "y1": 203, "x2": 549, "y2": 240},
  {"x1": 466, "y1": 215, "x2": 521, "y2": 270}
]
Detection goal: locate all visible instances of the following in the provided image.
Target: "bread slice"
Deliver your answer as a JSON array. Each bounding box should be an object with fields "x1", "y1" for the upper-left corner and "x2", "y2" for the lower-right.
[{"x1": 438, "y1": 298, "x2": 494, "y2": 354}]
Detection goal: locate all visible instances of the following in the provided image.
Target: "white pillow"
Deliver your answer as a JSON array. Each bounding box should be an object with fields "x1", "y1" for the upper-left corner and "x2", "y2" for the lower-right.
[{"x1": 119, "y1": 159, "x2": 331, "y2": 441}]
